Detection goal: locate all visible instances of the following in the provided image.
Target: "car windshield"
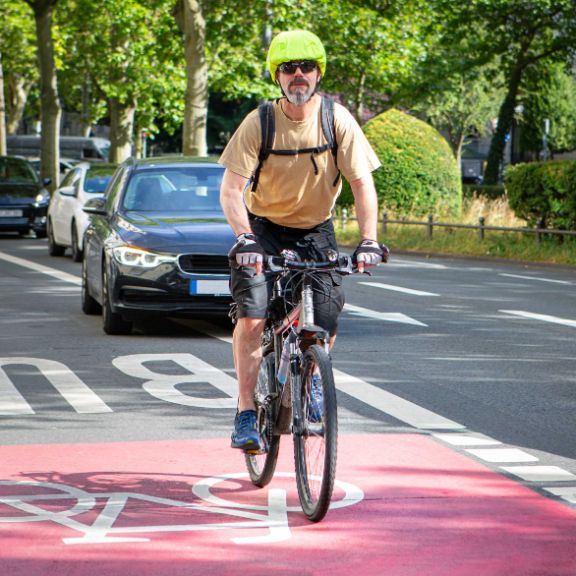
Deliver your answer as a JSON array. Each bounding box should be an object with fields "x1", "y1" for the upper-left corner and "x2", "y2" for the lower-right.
[
  {"x1": 0, "y1": 157, "x2": 38, "y2": 184},
  {"x1": 122, "y1": 166, "x2": 224, "y2": 213},
  {"x1": 84, "y1": 166, "x2": 116, "y2": 194}
]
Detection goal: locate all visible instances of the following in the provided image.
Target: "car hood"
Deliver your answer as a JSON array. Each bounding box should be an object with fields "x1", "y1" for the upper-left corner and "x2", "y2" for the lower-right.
[
  {"x1": 0, "y1": 183, "x2": 41, "y2": 204},
  {"x1": 113, "y1": 211, "x2": 236, "y2": 254}
]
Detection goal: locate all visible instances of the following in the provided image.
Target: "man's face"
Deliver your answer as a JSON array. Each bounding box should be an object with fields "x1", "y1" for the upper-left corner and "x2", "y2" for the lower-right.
[{"x1": 276, "y1": 60, "x2": 321, "y2": 106}]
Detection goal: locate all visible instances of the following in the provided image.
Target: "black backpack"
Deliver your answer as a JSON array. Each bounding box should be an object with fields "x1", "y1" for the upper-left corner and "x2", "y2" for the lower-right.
[{"x1": 251, "y1": 95, "x2": 341, "y2": 192}]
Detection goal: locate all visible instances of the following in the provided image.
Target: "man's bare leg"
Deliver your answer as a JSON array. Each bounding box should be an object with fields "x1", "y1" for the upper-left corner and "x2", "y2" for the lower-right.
[{"x1": 233, "y1": 317, "x2": 266, "y2": 412}]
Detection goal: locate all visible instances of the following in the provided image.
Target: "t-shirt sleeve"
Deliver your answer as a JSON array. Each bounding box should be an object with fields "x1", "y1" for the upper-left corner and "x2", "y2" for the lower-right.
[
  {"x1": 218, "y1": 109, "x2": 261, "y2": 179},
  {"x1": 334, "y1": 103, "x2": 381, "y2": 182}
]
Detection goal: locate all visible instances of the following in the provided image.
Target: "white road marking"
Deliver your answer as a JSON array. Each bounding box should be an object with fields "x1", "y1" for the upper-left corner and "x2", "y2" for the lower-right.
[
  {"x1": 333, "y1": 369, "x2": 464, "y2": 430},
  {"x1": 359, "y1": 281, "x2": 439, "y2": 297},
  {"x1": 344, "y1": 304, "x2": 427, "y2": 326},
  {"x1": 500, "y1": 310, "x2": 576, "y2": 328},
  {"x1": 434, "y1": 434, "x2": 500, "y2": 446},
  {"x1": 500, "y1": 273, "x2": 572, "y2": 285},
  {"x1": 500, "y1": 466, "x2": 576, "y2": 482},
  {"x1": 544, "y1": 487, "x2": 576, "y2": 504},
  {"x1": 465, "y1": 448, "x2": 539, "y2": 463},
  {"x1": 0, "y1": 358, "x2": 112, "y2": 415},
  {"x1": 0, "y1": 251, "x2": 81, "y2": 286}
]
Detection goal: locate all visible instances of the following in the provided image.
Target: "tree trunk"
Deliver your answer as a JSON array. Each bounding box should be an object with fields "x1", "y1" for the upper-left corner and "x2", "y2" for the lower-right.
[
  {"x1": 354, "y1": 71, "x2": 366, "y2": 124},
  {"x1": 175, "y1": 0, "x2": 208, "y2": 156},
  {"x1": 0, "y1": 53, "x2": 6, "y2": 156},
  {"x1": 28, "y1": 0, "x2": 61, "y2": 190},
  {"x1": 483, "y1": 63, "x2": 524, "y2": 185},
  {"x1": 6, "y1": 74, "x2": 32, "y2": 135},
  {"x1": 109, "y1": 98, "x2": 135, "y2": 164}
]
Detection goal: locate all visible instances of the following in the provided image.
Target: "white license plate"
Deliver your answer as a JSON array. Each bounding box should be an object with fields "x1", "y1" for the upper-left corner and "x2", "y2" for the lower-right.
[
  {"x1": 190, "y1": 279, "x2": 230, "y2": 295},
  {"x1": 0, "y1": 209, "x2": 23, "y2": 217}
]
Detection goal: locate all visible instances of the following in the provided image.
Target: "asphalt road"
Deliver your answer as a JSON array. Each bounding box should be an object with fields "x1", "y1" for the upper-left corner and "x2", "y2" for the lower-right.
[{"x1": 0, "y1": 234, "x2": 574, "y2": 575}]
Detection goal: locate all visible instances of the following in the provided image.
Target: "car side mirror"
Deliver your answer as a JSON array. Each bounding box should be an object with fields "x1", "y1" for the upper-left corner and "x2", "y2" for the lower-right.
[
  {"x1": 83, "y1": 196, "x2": 107, "y2": 215},
  {"x1": 59, "y1": 185, "x2": 77, "y2": 197},
  {"x1": 43, "y1": 177, "x2": 52, "y2": 187}
]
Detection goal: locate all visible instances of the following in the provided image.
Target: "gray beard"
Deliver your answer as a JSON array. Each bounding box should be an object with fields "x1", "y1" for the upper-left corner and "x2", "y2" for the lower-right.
[{"x1": 286, "y1": 84, "x2": 314, "y2": 106}]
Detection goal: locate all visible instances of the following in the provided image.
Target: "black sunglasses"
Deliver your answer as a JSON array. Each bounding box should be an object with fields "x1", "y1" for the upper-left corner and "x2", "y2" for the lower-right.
[{"x1": 278, "y1": 60, "x2": 318, "y2": 74}]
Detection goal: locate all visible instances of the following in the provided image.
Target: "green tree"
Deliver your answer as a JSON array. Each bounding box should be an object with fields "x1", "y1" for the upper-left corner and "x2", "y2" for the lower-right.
[
  {"x1": 432, "y1": 0, "x2": 576, "y2": 184},
  {"x1": 518, "y1": 62, "x2": 576, "y2": 158},
  {"x1": 0, "y1": 1, "x2": 38, "y2": 135}
]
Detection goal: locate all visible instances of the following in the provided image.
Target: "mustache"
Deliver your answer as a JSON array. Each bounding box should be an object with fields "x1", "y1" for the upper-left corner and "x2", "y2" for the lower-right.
[{"x1": 289, "y1": 79, "x2": 310, "y2": 88}]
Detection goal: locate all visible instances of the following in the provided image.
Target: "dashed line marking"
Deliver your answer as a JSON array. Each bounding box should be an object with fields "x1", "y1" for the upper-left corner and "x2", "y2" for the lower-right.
[
  {"x1": 358, "y1": 281, "x2": 440, "y2": 297},
  {"x1": 500, "y1": 273, "x2": 573, "y2": 285},
  {"x1": 500, "y1": 310, "x2": 576, "y2": 328}
]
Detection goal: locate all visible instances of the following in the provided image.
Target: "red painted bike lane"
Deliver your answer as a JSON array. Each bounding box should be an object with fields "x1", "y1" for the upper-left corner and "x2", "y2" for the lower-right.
[{"x1": 1, "y1": 434, "x2": 574, "y2": 576}]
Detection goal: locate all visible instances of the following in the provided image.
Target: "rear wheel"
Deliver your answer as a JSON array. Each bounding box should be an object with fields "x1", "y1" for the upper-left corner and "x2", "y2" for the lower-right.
[
  {"x1": 102, "y1": 263, "x2": 132, "y2": 335},
  {"x1": 71, "y1": 223, "x2": 83, "y2": 262},
  {"x1": 293, "y1": 344, "x2": 337, "y2": 522},
  {"x1": 47, "y1": 219, "x2": 65, "y2": 256},
  {"x1": 245, "y1": 353, "x2": 281, "y2": 487}
]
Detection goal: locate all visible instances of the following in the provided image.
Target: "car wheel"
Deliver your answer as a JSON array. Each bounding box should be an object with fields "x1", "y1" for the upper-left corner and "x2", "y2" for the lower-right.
[
  {"x1": 81, "y1": 258, "x2": 101, "y2": 315},
  {"x1": 102, "y1": 262, "x2": 132, "y2": 335},
  {"x1": 47, "y1": 219, "x2": 66, "y2": 256},
  {"x1": 71, "y1": 223, "x2": 83, "y2": 262}
]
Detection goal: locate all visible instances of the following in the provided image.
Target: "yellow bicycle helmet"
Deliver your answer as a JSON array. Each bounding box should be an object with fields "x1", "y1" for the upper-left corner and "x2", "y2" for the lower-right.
[{"x1": 266, "y1": 30, "x2": 327, "y2": 82}]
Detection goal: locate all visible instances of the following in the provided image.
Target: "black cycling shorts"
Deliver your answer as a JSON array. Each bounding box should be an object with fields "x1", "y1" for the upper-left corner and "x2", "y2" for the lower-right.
[{"x1": 230, "y1": 215, "x2": 345, "y2": 336}]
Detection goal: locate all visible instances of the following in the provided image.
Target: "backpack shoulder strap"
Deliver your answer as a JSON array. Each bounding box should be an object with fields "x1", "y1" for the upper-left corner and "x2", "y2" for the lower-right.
[
  {"x1": 251, "y1": 100, "x2": 275, "y2": 192},
  {"x1": 320, "y1": 95, "x2": 341, "y2": 186}
]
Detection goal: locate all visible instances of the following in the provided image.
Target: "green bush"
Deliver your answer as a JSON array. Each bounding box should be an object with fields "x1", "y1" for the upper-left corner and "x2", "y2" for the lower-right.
[
  {"x1": 505, "y1": 160, "x2": 576, "y2": 229},
  {"x1": 337, "y1": 109, "x2": 462, "y2": 217}
]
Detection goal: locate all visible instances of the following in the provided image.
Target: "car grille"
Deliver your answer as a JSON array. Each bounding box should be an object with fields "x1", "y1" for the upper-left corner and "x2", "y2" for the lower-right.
[{"x1": 178, "y1": 254, "x2": 230, "y2": 274}]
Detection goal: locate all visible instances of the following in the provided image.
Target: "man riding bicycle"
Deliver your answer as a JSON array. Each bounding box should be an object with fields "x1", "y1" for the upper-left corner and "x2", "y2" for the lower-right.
[{"x1": 219, "y1": 29, "x2": 387, "y2": 452}]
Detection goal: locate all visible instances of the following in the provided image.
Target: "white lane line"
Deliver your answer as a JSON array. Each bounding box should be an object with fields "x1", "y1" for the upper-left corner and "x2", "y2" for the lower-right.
[
  {"x1": 434, "y1": 434, "x2": 500, "y2": 446},
  {"x1": 344, "y1": 304, "x2": 427, "y2": 326},
  {"x1": 465, "y1": 448, "x2": 539, "y2": 463},
  {"x1": 0, "y1": 251, "x2": 81, "y2": 286},
  {"x1": 500, "y1": 273, "x2": 573, "y2": 285},
  {"x1": 333, "y1": 369, "x2": 464, "y2": 430},
  {"x1": 359, "y1": 282, "x2": 439, "y2": 297},
  {"x1": 501, "y1": 466, "x2": 576, "y2": 482},
  {"x1": 500, "y1": 310, "x2": 576, "y2": 328},
  {"x1": 544, "y1": 487, "x2": 576, "y2": 504}
]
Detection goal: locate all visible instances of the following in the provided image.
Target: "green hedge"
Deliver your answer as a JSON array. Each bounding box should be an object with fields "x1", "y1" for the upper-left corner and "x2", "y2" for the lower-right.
[
  {"x1": 337, "y1": 109, "x2": 461, "y2": 217},
  {"x1": 505, "y1": 160, "x2": 576, "y2": 229}
]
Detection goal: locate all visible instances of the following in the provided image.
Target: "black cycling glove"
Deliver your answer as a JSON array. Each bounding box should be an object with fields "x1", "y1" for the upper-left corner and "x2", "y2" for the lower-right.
[
  {"x1": 352, "y1": 239, "x2": 390, "y2": 266},
  {"x1": 228, "y1": 233, "x2": 265, "y2": 267}
]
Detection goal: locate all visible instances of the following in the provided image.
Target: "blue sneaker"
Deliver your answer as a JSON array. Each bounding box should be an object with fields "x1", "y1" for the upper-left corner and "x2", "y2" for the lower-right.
[
  {"x1": 307, "y1": 375, "x2": 323, "y2": 423},
  {"x1": 231, "y1": 410, "x2": 262, "y2": 452}
]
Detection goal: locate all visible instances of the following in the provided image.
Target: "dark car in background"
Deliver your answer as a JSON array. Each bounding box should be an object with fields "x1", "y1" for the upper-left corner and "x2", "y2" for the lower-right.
[
  {"x1": 81, "y1": 156, "x2": 235, "y2": 334},
  {"x1": 0, "y1": 156, "x2": 51, "y2": 238}
]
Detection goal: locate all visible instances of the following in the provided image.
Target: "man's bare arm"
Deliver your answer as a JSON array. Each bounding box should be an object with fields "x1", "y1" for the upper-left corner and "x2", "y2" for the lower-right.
[{"x1": 220, "y1": 168, "x2": 252, "y2": 236}]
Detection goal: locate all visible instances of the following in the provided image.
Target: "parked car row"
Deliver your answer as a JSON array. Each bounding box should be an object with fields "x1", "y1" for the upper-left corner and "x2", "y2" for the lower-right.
[{"x1": 2, "y1": 154, "x2": 235, "y2": 335}]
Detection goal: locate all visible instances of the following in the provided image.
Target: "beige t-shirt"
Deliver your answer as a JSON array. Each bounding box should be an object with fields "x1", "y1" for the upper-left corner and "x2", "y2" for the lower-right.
[{"x1": 219, "y1": 97, "x2": 381, "y2": 229}]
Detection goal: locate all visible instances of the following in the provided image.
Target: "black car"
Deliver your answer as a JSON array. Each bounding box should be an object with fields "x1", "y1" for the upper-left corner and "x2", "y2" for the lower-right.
[
  {"x1": 81, "y1": 156, "x2": 236, "y2": 334},
  {"x1": 0, "y1": 156, "x2": 51, "y2": 237}
]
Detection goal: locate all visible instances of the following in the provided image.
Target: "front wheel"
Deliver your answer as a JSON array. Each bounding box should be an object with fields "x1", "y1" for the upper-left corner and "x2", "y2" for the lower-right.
[
  {"x1": 293, "y1": 344, "x2": 337, "y2": 522},
  {"x1": 102, "y1": 263, "x2": 132, "y2": 335},
  {"x1": 245, "y1": 353, "x2": 281, "y2": 487}
]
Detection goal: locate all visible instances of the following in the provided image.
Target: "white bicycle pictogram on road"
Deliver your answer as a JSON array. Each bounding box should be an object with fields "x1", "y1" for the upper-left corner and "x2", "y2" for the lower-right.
[{"x1": 0, "y1": 473, "x2": 364, "y2": 545}]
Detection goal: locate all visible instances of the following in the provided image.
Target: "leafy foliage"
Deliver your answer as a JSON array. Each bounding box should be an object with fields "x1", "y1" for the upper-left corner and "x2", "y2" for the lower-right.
[
  {"x1": 506, "y1": 160, "x2": 576, "y2": 230},
  {"x1": 357, "y1": 108, "x2": 462, "y2": 217}
]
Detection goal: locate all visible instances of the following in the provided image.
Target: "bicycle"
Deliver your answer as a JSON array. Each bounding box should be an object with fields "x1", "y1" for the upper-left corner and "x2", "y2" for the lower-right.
[{"x1": 244, "y1": 250, "x2": 354, "y2": 522}]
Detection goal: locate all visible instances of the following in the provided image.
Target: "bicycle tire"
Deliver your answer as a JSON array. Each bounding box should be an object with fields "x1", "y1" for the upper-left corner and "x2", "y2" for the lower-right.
[
  {"x1": 245, "y1": 353, "x2": 281, "y2": 487},
  {"x1": 293, "y1": 344, "x2": 338, "y2": 522}
]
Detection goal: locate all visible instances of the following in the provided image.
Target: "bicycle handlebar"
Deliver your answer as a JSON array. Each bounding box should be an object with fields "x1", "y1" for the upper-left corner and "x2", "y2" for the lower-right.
[{"x1": 265, "y1": 254, "x2": 355, "y2": 275}]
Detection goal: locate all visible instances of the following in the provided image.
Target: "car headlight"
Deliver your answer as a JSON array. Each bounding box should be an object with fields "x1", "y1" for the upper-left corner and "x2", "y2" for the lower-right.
[
  {"x1": 112, "y1": 246, "x2": 177, "y2": 268},
  {"x1": 35, "y1": 190, "x2": 50, "y2": 205}
]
